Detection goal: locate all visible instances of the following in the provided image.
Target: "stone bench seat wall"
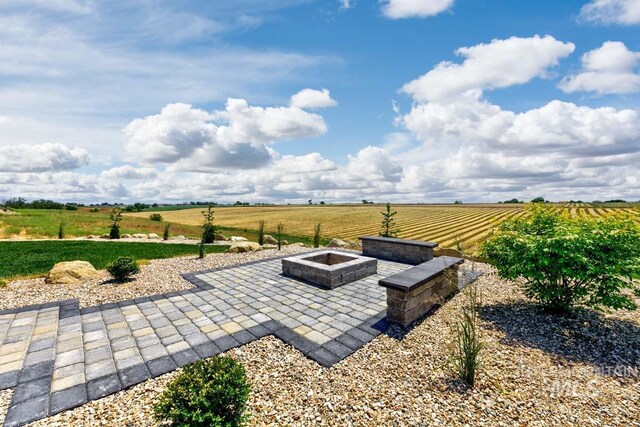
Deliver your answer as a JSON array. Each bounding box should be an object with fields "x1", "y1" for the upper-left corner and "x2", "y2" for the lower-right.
[
  {"x1": 379, "y1": 256, "x2": 464, "y2": 327},
  {"x1": 359, "y1": 236, "x2": 438, "y2": 265}
]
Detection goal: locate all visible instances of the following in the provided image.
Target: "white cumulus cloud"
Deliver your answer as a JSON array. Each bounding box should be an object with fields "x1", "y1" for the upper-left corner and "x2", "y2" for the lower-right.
[
  {"x1": 579, "y1": 0, "x2": 640, "y2": 25},
  {"x1": 124, "y1": 96, "x2": 329, "y2": 171},
  {"x1": 0, "y1": 143, "x2": 90, "y2": 173},
  {"x1": 401, "y1": 35, "x2": 575, "y2": 102},
  {"x1": 394, "y1": 35, "x2": 640, "y2": 201},
  {"x1": 559, "y1": 41, "x2": 640, "y2": 94},
  {"x1": 381, "y1": 0, "x2": 454, "y2": 19},
  {"x1": 290, "y1": 88, "x2": 338, "y2": 109}
]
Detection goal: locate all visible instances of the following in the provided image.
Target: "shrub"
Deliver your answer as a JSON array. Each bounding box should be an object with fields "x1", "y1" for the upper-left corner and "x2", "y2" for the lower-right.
[
  {"x1": 163, "y1": 223, "x2": 170, "y2": 241},
  {"x1": 58, "y1": 222, "x2": 65, "y2": 240},
  {"x1": 154, "y1": 356, "x2": 251, "y2": 427},
  {"x1": 480, "y1": 206, "x2": 640, "y2": 312},
  {"x1": 89, "y1": 207, "x2": 99, "y2": 213},
  {"x1": 0, "y1": 279, "x2": 7, "y2": 288},
  {"x1": 257, "y1": 220, "x2": 266, "y2": 245},
  {"x1": 448, "y1": 284, "x2": 483, "y2": 387},
  {"x1": 313, "y1": 223, "x2": 322, "y2": 248},
  {"x1": 107, "y1": 257, "x2": 139, "y2": 281},
  {"x1": 149, "y1": 213, "x2": 163, "y2": 222},
  {"x1": 380, "y1": 202, "x2": 399, "y2": 238}
]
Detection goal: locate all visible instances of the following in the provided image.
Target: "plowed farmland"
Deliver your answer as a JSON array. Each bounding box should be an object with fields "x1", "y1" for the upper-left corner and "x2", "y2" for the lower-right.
[{"x1": 141, "y1": 204, "x2": 639, "y2": 252}]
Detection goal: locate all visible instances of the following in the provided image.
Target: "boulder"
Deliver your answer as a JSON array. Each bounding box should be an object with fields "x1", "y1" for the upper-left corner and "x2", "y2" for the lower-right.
[
  {"x1": 214, "y1": 233, "x2": 228, "y2": 241},
  {"x1": 45, "y1": 261, "x2": 99, "y2": 285},
  {"x1": 100, "y1": 234, "x2": 110, "y2": 239},
  {"x1": 121, "y1": 234, "x2": 132, "y2": 239},
  {"x1": 328, "y1": 238, "x2": 361, "y2": 250},
  {"x1": 132, "y1": 233, "x2": 148, "y2": 239},
  {"x1": 262, "y1": 244, "x2": 278, "y2": 250},
  {"x1": 148, "y1": 233, "x2": 160, "y2": 239},
  {"x1": 230, "y1": 236, "x2": 248, "y2": 242},
  {"x1": 287, "y1": 242, "x2": 308, "y2": 248},
  {"x1": 86, "y1": 235, "x2": 99, "y2": 239},
  {"x1": 328, "y1": 238, "x2": 349, "y2": 248},
  {"x1": 280, "y1": 240, "x2": 289, "y2": 246},
  {"x1": 170, "y1": 235, "x2": 186, "y2": 240},
  {"x1": 225, "y1": 242, "x2": 263, "y2": 253},
  {"x1": 263, "y1": 234, "x2": 278, "y2": 245}
]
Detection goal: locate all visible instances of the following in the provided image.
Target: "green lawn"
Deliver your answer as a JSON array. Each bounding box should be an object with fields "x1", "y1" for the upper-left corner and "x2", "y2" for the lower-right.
[{"x1": 0, "y1": 241, "x2": 229, "y2": 280}]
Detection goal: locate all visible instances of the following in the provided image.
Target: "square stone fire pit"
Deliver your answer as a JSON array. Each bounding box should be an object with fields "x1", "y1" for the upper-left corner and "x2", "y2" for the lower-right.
[{"x1": 282, "y1": 250, "x2": 378, "y2": 289}]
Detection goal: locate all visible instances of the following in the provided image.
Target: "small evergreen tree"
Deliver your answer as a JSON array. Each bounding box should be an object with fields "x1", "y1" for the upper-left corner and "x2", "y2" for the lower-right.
[
  {"x1": 380, "y1": 202, "x2": 399, "y2": 238},
  {"x1": 201, "y1": 205, "x2": 215, "y2": 244},
  {"x1": 163, "y1": 223, "x2": 170, "y2": 241},
  {"x1": 109, "y1": 207, "x2": 124, "y2": 239},
  {"x1": 58, "y1": 222, "x2": 65, "y2": 240}
]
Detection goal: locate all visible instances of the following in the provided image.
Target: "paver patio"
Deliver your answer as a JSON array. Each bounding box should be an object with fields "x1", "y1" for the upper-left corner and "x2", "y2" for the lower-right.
[
  {"x1": 0, "y1": 251, "x2": 478, "y2": 426},
  {"x1": 0, "y1": 252, "x2": 408, "y2": 426}
]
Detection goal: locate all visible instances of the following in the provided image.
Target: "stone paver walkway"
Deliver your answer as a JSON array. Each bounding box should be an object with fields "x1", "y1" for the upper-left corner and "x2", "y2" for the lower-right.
[{"x1": 0, "y1": 253, "x2": 411, "y2": 427}]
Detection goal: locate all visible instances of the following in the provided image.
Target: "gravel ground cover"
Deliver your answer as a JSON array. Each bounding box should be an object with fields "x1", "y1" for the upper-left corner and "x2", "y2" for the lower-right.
[
  {"x1": 2, "y1": 261, "x2": 637, "y2": 426},
  {"x1": 0, "y1": 246, "x2": 310, "y2": 310}
]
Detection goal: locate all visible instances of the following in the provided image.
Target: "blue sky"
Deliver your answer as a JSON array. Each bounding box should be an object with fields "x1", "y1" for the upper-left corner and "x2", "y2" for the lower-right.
[{"x1": 0, "y1": 0, "x2": 639, "y2": 203}]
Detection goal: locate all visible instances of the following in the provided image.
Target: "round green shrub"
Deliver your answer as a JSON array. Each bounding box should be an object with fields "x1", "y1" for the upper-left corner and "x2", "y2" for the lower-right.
[
  {"x1": 480, "y1": 206, "x2": 640, "y2": 312},
  {"x1": 149, "y1": 213, "x2": 163, "y2": 222},
  {"x1": 107, "y1": 257, "x2": 139, "y2": 282},
  {"x1": 154, "y1": 356, "x2": 251, "y2": 427}
]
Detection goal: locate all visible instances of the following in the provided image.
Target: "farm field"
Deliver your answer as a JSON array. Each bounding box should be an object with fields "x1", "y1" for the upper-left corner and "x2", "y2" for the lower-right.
[{"x1": 137, "y1": 203, "x2": 640, "y2": 252}]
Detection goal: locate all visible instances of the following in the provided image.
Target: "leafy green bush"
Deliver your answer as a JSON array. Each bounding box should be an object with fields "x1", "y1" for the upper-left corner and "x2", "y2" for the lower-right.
[
  {"x1": 107, "y1": 257, "x2": 139, "y2": 281},
  {"x1": 163, "y1": 223, "x2": 170, "y2": 241},
  {"x1": 149, "y1": 213, "x2": 163, "y2": 222},
  {"x1": 58, "y1": 222, "x2": 65, "y2": 240},
  {"x1": 154, "y1": 357, "x2": 251, "y2": 427},
  {"x1": 480, "y1": 206, "x2": 640, "y2": 312}
]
